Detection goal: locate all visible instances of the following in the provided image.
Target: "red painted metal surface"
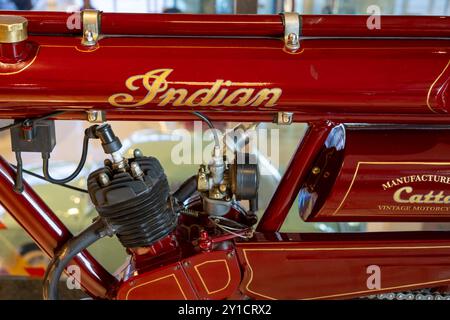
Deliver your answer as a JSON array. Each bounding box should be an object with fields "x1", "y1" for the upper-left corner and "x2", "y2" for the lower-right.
[
  {"x1": 118, "y1": 262, "x2": 198, "y2": 300},
  {"x1": 300, "y1": 125, "x2": 450, "y2": 222},
  {"x1": 131, "y1": 234, "x2": 180, "y2": 274},
  {"x1": 9, "y1": 111, "x2": 450, "y2": 124},
  {"x1": 3, "y1": 11, "x2": 450, "y2": 38},
  {"x1": 301, "y1": 15, "x2": 450, "y2": 38},
  {"x1": 7, "y1": 111, "x2": 450, "y2": 125},
  {"x1": 0, "y1": 31, "x2": 449, "y2": 115},
  {"x1": 1, "y1": 12, "x2": 450, "y2": 300},
  {"x1": 0, "y1": 42, "x2": 27, "y2": 63},
  {"x1": 0, "y1": 11, "x2": 78, "y2": 35},
  {"x1": 0, "y1": 11, "x2": 283, "y2": 36},
  {"x1": 101, "y1": 13, "x2": 283, "y2": 37},
  {"x1": 0, "y1": 12, "x2": 447, "y2": 117},
  {"x1": 0, "y1": 39, "x2": 38, "y2": 73},
  {"x1": 236, "y1": 232, "x2": 450, "y2": 300},
  {"x1": 0, "y1": 156, "x2": 117, "y2": 299},
  {"x1": 257, "y1": 122, "x2": 334, "y2": 232},
  {"x1": 117, "y1": 249, "x2": 241, "y2": 300}
]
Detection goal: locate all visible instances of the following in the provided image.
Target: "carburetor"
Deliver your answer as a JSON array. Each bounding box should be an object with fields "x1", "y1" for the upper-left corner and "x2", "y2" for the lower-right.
[{"x1": 197, "y1": 145, "x2": 259, "y2": 217}]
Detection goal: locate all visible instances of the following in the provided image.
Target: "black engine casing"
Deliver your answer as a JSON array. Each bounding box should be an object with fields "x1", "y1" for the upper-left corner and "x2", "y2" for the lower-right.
[{"x1": 87, "y1": 156, "x2": 177, "y2": 248}]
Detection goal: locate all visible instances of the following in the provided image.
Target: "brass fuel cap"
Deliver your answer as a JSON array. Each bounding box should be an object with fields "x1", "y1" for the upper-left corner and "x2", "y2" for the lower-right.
[{"x1": 0, "y1": 15, "x2": 28, "y2": 43}]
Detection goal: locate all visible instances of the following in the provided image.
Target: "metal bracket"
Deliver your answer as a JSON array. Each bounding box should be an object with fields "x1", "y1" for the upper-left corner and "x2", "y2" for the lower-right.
[
  {"x1": 280, "y1": 12, "x2": 301, "y2": 52},
  {"x1": 81, "y1": 9, "x2": 101, "y2": 46},
  {"x1": 86, "y1": 110, "x2": 106, "y2": 123},
  {"x1": 275, "y1": 112, "x2": 294, "y2": 125}
]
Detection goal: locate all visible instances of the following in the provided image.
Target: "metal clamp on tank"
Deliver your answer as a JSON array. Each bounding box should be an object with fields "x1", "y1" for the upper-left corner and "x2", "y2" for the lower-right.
[
  {"x1": 81, "y1": 9, "x2": 101, "y2": 46},
  {"x1": 280, "y1": 12, "x2": 301, "y2": 52}
]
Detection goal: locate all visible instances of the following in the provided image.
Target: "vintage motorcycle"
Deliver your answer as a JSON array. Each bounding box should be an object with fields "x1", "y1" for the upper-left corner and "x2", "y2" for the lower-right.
[{"x1": 0, "y1": 9, "x2": 450, "y2": 300}]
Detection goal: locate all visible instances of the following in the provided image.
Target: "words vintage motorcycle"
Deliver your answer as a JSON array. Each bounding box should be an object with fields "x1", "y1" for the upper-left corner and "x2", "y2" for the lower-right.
[{"x1": 0, "y1": 10, "x2": 450, "y2": 300}]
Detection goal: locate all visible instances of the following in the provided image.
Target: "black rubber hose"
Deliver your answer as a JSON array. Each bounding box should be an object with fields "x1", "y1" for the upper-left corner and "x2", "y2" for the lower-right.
[
  {"x1": 10, "y1": 163, "x2": 88, "y2": 193},
  {"x1": 43, "y1": 218, "x2": 112, "y2": 300},
  {"x1": 42, "y1": 132, "x2": 90, "y2": 184},
  {"x1": 173, "y1": 175, "x2": 198, "y2": 204}
]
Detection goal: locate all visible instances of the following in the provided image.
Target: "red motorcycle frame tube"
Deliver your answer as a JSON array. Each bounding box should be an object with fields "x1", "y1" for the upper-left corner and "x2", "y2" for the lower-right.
[
  {"x1": 2, "y1": 11, "x2": 450, "y2": 38},
  {"x1": 0, "y1": 14, "x2": 449, "y2": 115},
  {"x1": 0, "y1": 12, "x2": 450, "y2": 300},
  {"x1": 236, "y1": 232, "x2": 450, "y2": 300},
  {"x1": 0, "y1": 157, "x2": 118, "y2": 298},
  {"x1": 0, "y1": 36, "x2": 448, "y2": 115}
]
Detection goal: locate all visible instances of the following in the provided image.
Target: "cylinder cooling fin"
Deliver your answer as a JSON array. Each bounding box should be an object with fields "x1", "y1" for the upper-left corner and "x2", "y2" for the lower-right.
[{"x1": 88, "y1": 155, "x2": 177, "y2": 248}]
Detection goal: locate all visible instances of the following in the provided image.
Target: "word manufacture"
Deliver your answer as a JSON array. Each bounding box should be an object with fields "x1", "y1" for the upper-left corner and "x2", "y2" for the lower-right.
[{"x1": 382, "y1": 174, "x2": 450, "y2": 191}]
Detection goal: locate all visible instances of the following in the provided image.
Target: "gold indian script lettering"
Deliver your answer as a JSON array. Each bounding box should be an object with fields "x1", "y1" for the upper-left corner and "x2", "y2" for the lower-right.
[{"x1": 109, "y1": 69, "x2": 282, "y2": 108}]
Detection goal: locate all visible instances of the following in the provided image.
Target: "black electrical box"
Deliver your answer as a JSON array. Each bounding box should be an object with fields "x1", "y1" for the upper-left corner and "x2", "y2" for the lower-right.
[{"x1": 10, "y1": 120, "x2": 56, "y2": 153}]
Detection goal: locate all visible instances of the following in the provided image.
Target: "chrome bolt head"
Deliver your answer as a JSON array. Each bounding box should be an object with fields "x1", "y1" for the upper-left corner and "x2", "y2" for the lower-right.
[
  {"x1": 133, "y1": 149, "x2": 143, "y2": 158},
  {"x1": 98, "y1": 172, "x2": 110, "y2": 186}
]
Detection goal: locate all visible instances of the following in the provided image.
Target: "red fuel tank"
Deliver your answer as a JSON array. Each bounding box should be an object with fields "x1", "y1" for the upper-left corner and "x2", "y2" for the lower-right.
[
  {"x1": 299, "y1": 124, "x2": 450, "y2": 222},
  {"x1": 0, "y1": 12, "x2": 450, "y2": 118}
]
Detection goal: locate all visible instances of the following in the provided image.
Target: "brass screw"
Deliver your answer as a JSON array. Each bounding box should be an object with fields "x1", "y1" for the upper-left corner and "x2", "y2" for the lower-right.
[
  {"x1": 219, "y1": 184, "x2": 227, "y2": 193},
  {"x1": 312, "y1": 167, "x2": 321, "y2": 175}
]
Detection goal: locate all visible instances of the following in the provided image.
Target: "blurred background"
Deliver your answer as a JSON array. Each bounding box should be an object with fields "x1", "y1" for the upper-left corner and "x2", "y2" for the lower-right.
[{"x1": 0, "y1": 0, "x2": 449, "y2": 299}]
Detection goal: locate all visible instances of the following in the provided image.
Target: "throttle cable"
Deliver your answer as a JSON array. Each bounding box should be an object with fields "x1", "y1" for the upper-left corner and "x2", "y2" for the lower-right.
[{"x1": 191, "y1": 111, "x2": 220, "y2": 149}]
